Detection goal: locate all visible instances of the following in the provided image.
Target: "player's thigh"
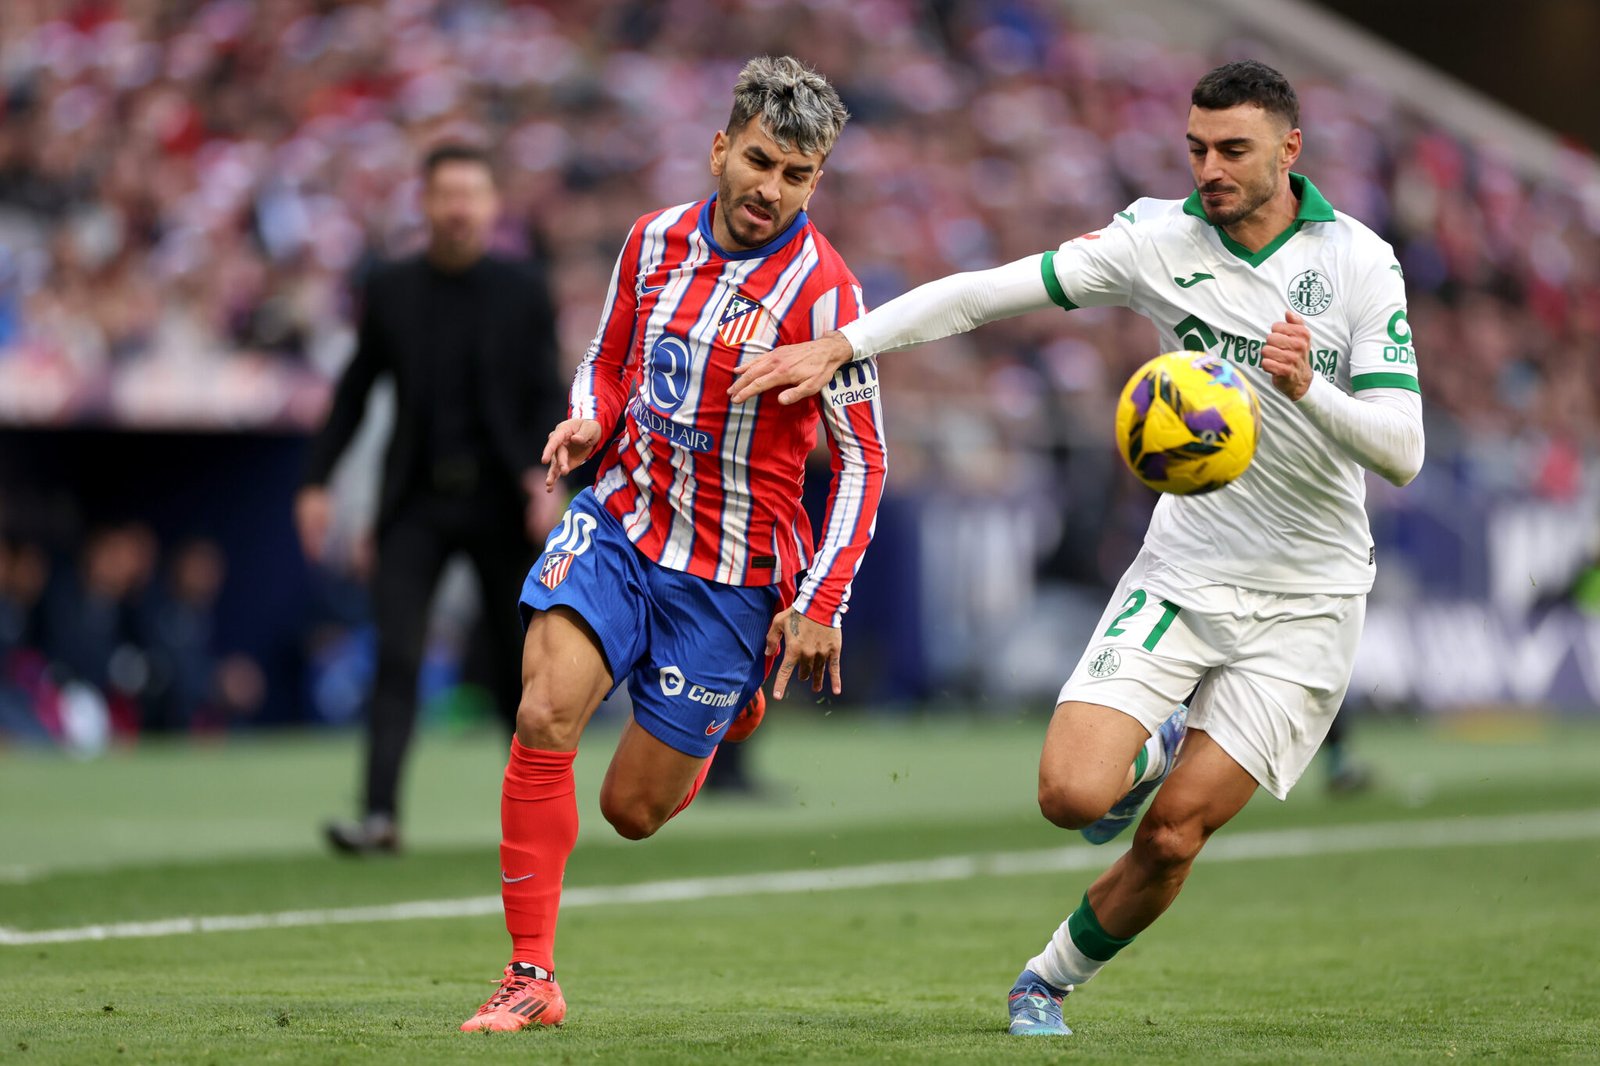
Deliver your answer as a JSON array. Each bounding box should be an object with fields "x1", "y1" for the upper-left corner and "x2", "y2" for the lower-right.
[
  {"x1": 1046, "y1": 551, "x2": 1227, "y2": 790},
  {"x1": 1189, "y1": 591, "x2": 1364, "y2": 800},
  {"x1": 1038, "y1": 701, "x2": 1158, "y2": 810},
  {"x1": 599, "y1": 717, "x2": 709, "y2": 827},
  {"x1": 515, "y1": 489, "x2": 649, "y2": 747},
  {"x1": 627, "y1": 567, "x2": 776, "y2": 759},
  {"x1": 515, "y1": 607, "x2": 613, "y2": 748},
  {"x1": 1135, "y1": 728, "x2": 1259, "y2": 864}
]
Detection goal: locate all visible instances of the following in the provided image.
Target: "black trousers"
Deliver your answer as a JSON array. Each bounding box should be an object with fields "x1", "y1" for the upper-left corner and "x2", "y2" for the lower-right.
[{"x1": 364, "y1": 490, "x2": 532, "y2": 819}]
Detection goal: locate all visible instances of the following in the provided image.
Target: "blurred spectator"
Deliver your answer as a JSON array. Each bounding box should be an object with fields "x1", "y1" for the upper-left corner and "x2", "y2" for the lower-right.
[
  {"x1": 142, "y1": 536, "x2": 261, "y2": 732},
  {"x1": 0, "y1": 538, "x2": 51, "y2": 743},
  {"x1": 38, "y1": 522, "x2": 154, "y2": 735},
  {"x1": 296, "y1": 143, "x2": 565, "y2": 855}
]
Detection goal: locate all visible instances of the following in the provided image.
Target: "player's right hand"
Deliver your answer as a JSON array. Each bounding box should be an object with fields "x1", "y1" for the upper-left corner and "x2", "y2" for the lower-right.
[
  {"x1": 728, "y1": 330, "x2": 854, "y2": 405},
  {"x1": 541, "y1": 418, "x2": 603, "y2": 490},
  {"x1": 766, "y1": 607, "x2": 843, "y2": 699},
  {"x1": 293, "y1": 486, "x2": 333, "y2": 564}
]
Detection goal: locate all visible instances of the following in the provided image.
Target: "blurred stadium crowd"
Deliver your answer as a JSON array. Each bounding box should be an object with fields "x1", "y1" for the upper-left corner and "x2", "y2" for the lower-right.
[{"x1": 2, "y1": 0, "x2": 1599, "y2": 739}]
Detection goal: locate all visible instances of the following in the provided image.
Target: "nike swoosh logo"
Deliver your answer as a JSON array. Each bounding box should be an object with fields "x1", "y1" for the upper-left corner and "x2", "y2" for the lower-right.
[
  {"x1": 501, "y1": 871, "x2": 535, "y2": 884},
  {"x1": 1174, "y1": 273, "x2": 1215, "y2": 288},
  {"x1": 640, "y1": 282, "x2": 667, "y2": 294},
  {"x1": 705, "y1": 719, "x2": 729, "y2": 736}
]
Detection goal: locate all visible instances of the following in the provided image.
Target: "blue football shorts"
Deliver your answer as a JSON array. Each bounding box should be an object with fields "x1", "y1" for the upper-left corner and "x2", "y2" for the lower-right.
[{"x1": 518, "y1": 488, "x2": 778, "y2": 757}]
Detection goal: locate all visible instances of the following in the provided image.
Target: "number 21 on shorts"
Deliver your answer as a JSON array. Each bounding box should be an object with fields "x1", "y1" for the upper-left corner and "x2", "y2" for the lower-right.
[{"x1": 1104, "y1": 589, "x2": 1181, "y2": 651}]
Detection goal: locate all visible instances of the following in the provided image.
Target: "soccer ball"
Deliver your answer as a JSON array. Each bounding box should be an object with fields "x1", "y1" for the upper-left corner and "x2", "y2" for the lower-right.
[{"x1": 1114, "y1": 351, "x2": 1260, "y2": 495}]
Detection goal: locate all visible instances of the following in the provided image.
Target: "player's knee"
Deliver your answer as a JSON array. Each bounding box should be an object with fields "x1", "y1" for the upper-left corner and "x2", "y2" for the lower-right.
[
  {"x1": 599, "y1": 794, "x2": 664, "y2": 841},
  {"x1": 1036, "y1": 778, "x2": 1107, "y2": 830},
  {"x1": 514, "y1": 686, "x2": 580, "y2": 750},
  {"x1": 1132, "y1": 815, "x2": 1205, "y2": 872}
]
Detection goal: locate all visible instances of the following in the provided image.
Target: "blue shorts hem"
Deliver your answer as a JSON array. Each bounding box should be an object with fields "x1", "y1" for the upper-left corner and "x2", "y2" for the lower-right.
[{"x1": 631, "y1": 706, "x2": 720, "y2": 759}]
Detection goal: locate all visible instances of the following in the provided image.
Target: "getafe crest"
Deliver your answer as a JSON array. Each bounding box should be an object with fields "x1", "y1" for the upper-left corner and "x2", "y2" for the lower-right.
[
  {"x1": 1087, "y1": 648, "x2": 1121, "y2": 679},
  {"x1": 1288, "y1": 269, "x2": 1333, "y2": 316},
  {"x1": 717, "y1": 293, "x2": 767, "y2": 346}
]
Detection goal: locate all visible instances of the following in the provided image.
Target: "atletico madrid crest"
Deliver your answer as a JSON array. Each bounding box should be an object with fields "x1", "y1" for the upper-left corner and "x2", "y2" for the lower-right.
[
  {"x1": 539, "y1": 552, "x2": 575, "y2": 590},
  {"x1": 717, "y1": 293, "x2": 767, "y2": 347}
]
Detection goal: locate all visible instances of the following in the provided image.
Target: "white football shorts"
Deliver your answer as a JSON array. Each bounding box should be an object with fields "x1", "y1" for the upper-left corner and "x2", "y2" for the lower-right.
[{"x1": 1058, "y1": 548, "x2": 1365, "y2": 799}]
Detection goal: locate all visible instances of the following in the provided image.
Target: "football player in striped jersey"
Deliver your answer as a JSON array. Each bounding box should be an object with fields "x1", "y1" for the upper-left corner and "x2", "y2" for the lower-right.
[{"x1": 462, "y1": 55, "x2": 887, "y2": 1032}]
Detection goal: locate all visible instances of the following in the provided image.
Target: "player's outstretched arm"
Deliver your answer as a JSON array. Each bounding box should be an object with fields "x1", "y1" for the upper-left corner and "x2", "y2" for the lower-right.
[
  {"x1": 541, "y1": 418, "x2": 603, "y2": 490},
  {"x1": 765, "y1": 608, "x2": 842, "y2": 699},
  {"x1": 730, "y1": 255, "x2": 1055, "y2": 404}
]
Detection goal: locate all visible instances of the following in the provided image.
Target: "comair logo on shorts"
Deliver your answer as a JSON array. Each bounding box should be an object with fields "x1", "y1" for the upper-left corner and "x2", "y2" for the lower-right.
[{"x1": 658, "y1": 665, "x2": 741, "y2": 707}]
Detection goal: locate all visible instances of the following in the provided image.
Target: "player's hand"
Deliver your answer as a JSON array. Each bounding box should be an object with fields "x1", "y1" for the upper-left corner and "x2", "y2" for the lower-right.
[
  {"x1": 1261, "y1": 309, "x2": 1314, "y2": 401},
  {"x1": 541, "y1": 418, "x2": 603, "y2": 490},
  {"x1": 765, "y1": 608, "x2": 842, "y2": 699},
  {"x1": 729, "y1": 330, "x2": 854, "y2": 405},
  {"x1": 293, "y1": 486, "x2": 333, "y2": 563}
]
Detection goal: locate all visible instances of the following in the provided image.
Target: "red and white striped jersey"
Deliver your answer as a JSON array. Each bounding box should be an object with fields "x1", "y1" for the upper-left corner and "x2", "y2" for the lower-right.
[{"x1": 569, "y1": 196, "x2": 888, "y2": 626}]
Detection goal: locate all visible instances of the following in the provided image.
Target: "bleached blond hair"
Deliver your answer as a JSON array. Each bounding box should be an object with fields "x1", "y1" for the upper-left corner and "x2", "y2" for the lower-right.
[{"x1": 727, "y1": 55, "x2": 849, "y2": 158}]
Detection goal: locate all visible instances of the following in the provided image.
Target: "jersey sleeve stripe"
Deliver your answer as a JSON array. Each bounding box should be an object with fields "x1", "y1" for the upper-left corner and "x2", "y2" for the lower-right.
[
  {"x1": 571, "y1": 220, "x2": 647, "y2": 423},
  {"x1": 1039, "y1": 250, "x2": 1077, "y2": 311},
  {"x1": 1351, "y1": 372, "x2": 1421, "y2": 393},
  {"x1": 794, "y1": 388, "x2": 887, "y2": 625}
]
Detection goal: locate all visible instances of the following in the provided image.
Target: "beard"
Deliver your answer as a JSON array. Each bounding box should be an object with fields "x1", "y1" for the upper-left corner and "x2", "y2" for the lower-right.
[
  {"x1": 1199, "y1": 169, "x2": 1278, "y2": 227},
  {"x1": 717, "y1": 178, "x2": 791, "y2": 248}
]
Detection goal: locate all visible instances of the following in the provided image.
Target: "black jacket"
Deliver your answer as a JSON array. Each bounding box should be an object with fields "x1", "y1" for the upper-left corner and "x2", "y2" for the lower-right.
[{"x1": 302, "y1": 253, "x2": 565, "y2": 530}]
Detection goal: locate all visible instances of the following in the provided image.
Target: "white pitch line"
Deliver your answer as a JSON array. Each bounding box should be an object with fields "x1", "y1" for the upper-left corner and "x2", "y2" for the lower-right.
[{"x1": 2, "y1": 809, "x2": 1597, "y2": 948}]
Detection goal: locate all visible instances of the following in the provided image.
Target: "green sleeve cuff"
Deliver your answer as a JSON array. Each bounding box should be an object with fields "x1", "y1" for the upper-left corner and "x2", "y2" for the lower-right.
[
  {"x1": 1350, "y1": 372, "x2": 1421, "y2": 393},
  {"x1": 1040, "y1": 251, "x2": 1076, "y2": 311}
]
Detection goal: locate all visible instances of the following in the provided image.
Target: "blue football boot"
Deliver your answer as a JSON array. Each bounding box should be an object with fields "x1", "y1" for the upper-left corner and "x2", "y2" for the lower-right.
[{"x1": 1007, "y1": 968, "x2": 1071, "y2": 1036}]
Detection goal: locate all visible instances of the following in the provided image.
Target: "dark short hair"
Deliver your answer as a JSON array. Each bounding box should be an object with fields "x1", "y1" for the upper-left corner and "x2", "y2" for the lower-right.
[
  {"x1": 1191, "y1": 60, "x2": 1300, "y2": 130},
  {"x1": 422, "y1": 143, "x2": 494, "y2": 182}
]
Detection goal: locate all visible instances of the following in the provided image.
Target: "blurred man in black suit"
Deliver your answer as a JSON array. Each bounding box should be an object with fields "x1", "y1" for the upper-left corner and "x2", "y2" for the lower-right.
[{"x1": 296, "y1": 144, "x2": 565, "y2": 854}]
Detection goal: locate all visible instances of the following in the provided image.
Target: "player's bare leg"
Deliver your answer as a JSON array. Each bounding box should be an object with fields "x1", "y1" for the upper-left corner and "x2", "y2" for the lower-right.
[
  {"x1": 1010, "y1": 700, "x2": 1186, "y2": 1035},
  {"x1": 599, "y1": 717, "x2": 716, "y2": 840},
  {"x1": 462, "y1": 607, "x2": 612, "y2": 1033},
  {"x1": 1085, "y1": 729, "x2": 1257, "y2": 935},
  {"x1": 514, "y1": 606, "x2": 613, "y2": 750},
  {"x1": 1035, "y1": 701, "x2": 1163, "y2": 830},
  {"x1": 1011, "y1": 727, "x2": 1245, "y2": 1035},
  {"x1": 1013, "y1": 728, "x2": 1256, "y2": 1037}
]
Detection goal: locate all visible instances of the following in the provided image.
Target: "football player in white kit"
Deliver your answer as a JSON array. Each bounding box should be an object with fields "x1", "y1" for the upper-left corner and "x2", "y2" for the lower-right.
[{"x1": 729, "y1": 60, "x2": 1425, "y2": 1036}]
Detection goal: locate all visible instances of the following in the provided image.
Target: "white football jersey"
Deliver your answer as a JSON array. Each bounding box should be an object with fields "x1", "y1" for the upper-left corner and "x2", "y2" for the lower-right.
[{"x1": 1044, "y1": 175, "x2": 1419, "y2": 594}]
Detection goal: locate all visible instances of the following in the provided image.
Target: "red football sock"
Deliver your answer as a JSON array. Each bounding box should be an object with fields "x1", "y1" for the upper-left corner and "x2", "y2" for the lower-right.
[
  {"x1": 666, "y1": 747, "x2": 717, "y2": 821},
  {"x1": 500, "y1": 739, "x2": 578, "y2": 971}
]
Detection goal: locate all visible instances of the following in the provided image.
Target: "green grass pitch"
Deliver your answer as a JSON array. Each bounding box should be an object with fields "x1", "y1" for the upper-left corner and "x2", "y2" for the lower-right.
[{"x1": 2, "y1": 712, "x2": 1598, "y2": 1064}]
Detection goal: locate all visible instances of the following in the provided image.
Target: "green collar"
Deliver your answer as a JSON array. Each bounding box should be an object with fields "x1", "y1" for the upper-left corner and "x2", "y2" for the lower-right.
[{"x1": 1183, "y1": 173, "x2": 1335, "y2": 267}]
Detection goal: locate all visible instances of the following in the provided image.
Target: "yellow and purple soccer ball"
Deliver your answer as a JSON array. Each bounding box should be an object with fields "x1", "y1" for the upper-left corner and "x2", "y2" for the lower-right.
[{"x1": 1114, "y1": 351, "x2": 1261, "y2": 495}]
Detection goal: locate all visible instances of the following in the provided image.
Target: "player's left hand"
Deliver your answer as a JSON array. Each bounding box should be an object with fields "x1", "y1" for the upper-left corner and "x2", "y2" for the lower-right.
[
  {"x1": 1261, "y1": 309, "x2": 1314, "y2": 401},
  {"x1": 764, "y1": 608, "x2": 842, "y2": 699}
]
